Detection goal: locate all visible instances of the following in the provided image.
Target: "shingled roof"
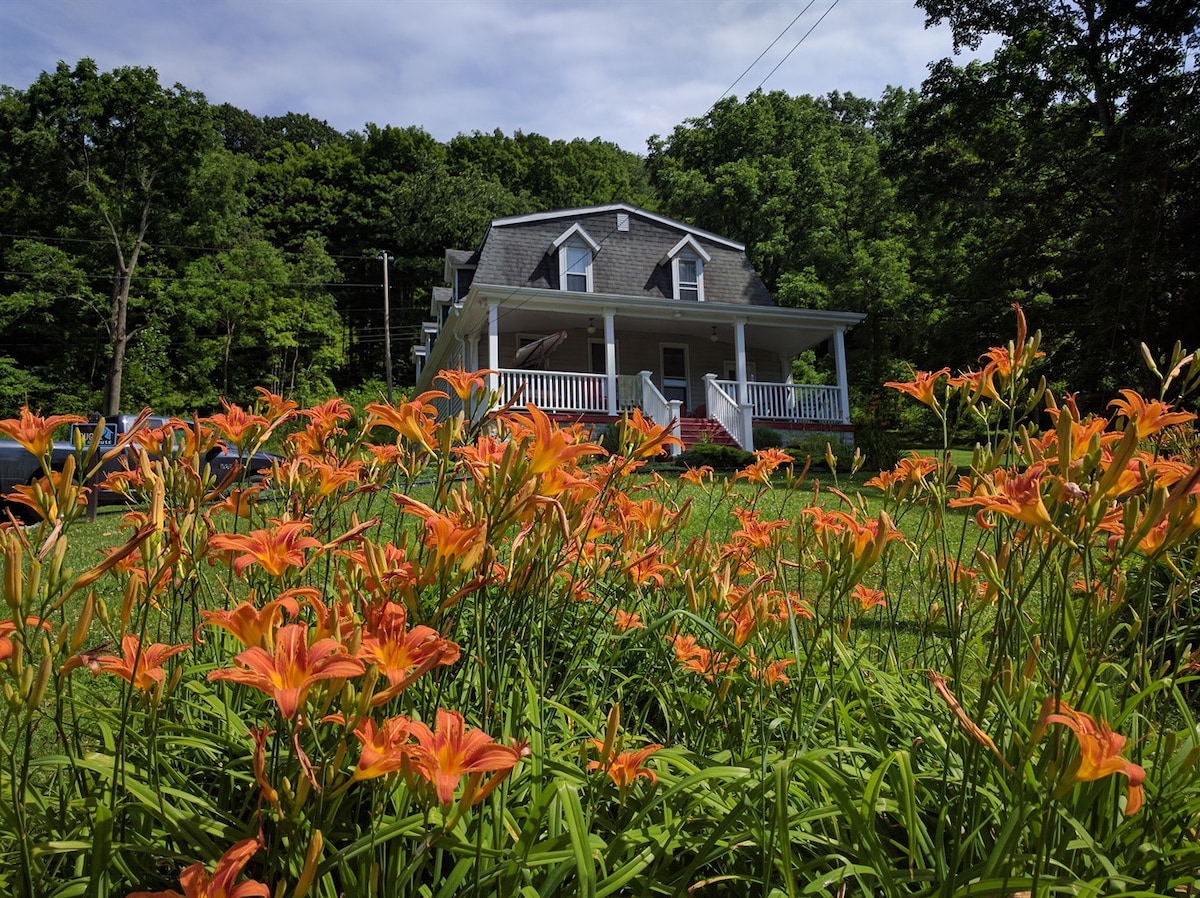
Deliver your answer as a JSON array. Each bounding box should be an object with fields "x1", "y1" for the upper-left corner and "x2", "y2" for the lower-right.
[{"x1": 470, "y1": 205, "x2": 775, "y2": 306}]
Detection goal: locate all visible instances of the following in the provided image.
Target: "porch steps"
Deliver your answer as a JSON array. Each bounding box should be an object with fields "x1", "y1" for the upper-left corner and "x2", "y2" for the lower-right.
[{"x1": 677, "y1": 417, "x2": 739, "y2": 450}]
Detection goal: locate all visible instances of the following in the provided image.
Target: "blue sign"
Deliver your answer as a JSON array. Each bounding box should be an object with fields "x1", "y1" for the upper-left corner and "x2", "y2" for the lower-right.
[{"x1": 99, "y1": 424, "x2": 118, "y2": 447}]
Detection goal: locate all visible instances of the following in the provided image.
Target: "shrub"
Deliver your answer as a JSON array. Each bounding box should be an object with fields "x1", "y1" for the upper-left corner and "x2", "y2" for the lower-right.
[
  {"x1": 751, "y1": 424, "x2": 783, "y2": 449},
  {"x1": 676, "y1": 442, "x2": 754, "y2": 469}
]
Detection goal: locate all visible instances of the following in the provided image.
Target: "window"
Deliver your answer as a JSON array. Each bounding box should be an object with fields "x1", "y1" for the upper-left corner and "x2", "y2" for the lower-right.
[
  {"x1": 563, "y1": 240, "x2": 592, "y2": 292},
  {"x1": 662, "y1": 234, "x2": 711, "y2": 302},
  {"x1": 677, "y1": 257, "x2": 700, "y2": 301},
  {"x1": 589, "y1": 338, "x2": 618, "y2": 374},
  {"x1": 453, "y1": 267, "x2": 475, "y2": 301},
  {"x1": 552, "y1": 223, "x2": 600, "y2": 293}
]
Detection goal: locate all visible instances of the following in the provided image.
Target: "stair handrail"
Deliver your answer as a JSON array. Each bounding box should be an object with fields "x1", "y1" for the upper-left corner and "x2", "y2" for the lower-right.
[{"x1": 704, "y1": 374, "x2": 753, "y2": 451}]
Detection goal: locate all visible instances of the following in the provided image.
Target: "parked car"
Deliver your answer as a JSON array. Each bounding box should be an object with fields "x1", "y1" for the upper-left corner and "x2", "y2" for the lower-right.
[{"x1": 0, "y1": 414, "x2": 276, "y2": 516}]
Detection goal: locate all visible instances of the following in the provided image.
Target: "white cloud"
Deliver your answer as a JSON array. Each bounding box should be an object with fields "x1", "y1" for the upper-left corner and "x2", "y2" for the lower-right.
[{"x1": 0, "y1": 0, "x2": 992, "y2": 152}]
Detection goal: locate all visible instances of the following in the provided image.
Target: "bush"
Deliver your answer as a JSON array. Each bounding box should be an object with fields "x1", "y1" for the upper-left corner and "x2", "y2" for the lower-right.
[
  {"x1": 854, "y1": 422, "x2": 900, "y2": 470},
  {"x1": 675, "y1": 442, "x2": 754, "y2": 469},
  {"x1": 752, "y1": 424, "x2": 783, "y2": 449}
]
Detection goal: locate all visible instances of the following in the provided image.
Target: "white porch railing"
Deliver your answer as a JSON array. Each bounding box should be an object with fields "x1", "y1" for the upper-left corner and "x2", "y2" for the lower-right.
[
  {"x1": 717, "y1": 380, "x2": 843, "y2": 424},
  {"x1": 705, "y1": 375, "x2": 752, "y2": 450},
  {"x1": 497, "y1": 369, "x2": 608, "y2": 414},
  {"x1": 638, "y1": 371, "x2": 682, "y2": 456}
]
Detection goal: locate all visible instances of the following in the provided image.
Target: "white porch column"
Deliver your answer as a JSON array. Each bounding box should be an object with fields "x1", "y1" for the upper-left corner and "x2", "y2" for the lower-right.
[
  {"x1": 467, "y1": 334, "x2": 480, "y2": 372},
  {"x1": 833, "y1": 327, "x2": 850, "y2": 424},
  {"x1": 486, "y1": 301, "x2": 499, "y2": 393},
  {"x1": 734, "y1": 318, "x2": 749, "y2": 405},
  {"x1": 604, "y1": 310, "x2": 618, "y2": 416}
]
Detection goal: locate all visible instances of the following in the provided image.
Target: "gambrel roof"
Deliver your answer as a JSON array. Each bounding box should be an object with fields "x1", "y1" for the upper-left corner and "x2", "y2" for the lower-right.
[{"x1": 468, "y1": 204, "x2": 776, "y2": 306}]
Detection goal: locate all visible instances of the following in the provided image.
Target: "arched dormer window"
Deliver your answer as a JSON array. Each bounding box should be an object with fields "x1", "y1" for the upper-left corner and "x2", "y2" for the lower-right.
[
  {"x1": 662, "y1": 234, "x2": 711, "y2": 302},
  {"x1": 551, "y1": 223, "x2": 600, "y2": 293}
]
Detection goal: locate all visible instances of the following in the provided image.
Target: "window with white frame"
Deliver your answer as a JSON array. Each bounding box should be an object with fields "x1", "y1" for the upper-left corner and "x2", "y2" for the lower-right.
[
  {"x1": 552, "y1": 223, "x2": 600, "y2": 293},
  {"x1": 663, "y1": 234, "x2": 711, "y2": 302},
  {"x1": 676, "y1": 256, "x2": 701, "y2": 301},
  {"x1": 561, "y1": 239, "x2": 592, "y2": 292}
]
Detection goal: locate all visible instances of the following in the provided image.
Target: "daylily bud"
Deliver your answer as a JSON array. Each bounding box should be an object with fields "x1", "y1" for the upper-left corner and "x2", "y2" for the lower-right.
[
  {"x1": 4, "y1": 534, "x2": 24, "y2": 610},
  {"x1": 28, "y1": 652, "x2": 51, "y2": 709},
  {"x1": 293, "y1": 829, "x2": 324, "y2": 898},
  {"x1": 70, "y1": 594, "x2": 95, "y2": 653}
]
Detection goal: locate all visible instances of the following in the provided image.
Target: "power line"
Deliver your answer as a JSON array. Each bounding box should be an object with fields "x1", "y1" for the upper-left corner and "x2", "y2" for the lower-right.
[
  {"x1": 713, "y1": 2, "x2": 818, "y2": 108},
  {"x1": 756, "y1": 0, "x2": 842, "y2": 91}
]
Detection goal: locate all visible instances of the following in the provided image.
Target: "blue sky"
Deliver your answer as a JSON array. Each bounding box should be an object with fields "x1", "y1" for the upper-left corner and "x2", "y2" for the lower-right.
[{"x1": 0, "y1": 0, "x2": 990, "y2": 153}]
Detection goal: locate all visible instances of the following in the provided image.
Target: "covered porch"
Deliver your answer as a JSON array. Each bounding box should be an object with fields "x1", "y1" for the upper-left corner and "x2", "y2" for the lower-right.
[{"x1": 423, "y1": 286, "x2": 862, "y2": 453}]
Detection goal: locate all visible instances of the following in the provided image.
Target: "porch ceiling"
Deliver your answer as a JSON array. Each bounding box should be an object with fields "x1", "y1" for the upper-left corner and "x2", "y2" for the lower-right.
[{"x1": 466, "y1": 304, "x2": 845, "y2": 355}]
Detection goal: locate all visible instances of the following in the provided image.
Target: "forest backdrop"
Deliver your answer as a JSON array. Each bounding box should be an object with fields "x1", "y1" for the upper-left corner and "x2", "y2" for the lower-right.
[{"x1": 1, "y1": 0, "x2": 1196, "y2": 427}]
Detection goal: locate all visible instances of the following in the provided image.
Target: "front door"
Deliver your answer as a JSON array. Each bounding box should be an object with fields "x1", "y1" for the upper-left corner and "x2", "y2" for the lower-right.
[{"x1": 660, "y1": 343, "x2": 689, "y2": 408}]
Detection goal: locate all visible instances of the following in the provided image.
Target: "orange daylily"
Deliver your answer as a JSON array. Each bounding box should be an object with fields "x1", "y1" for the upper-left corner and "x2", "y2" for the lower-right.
[
  {"x1": 734, "y1": 447, "x2": 793, "y2": 485},
  {"x1": 127, "y1": 837, "x2": 268, "y2": 898},
  {"x1": 0, "y1": 408, "x2": 85, "y2": 460},
  {"x1": 853, "y1": 584, "x2": 887, "y2": 611},
  {"x1": 394, "y1": 494, "x2": 488, "y2": 572},
  {"x1": 436, "y1": 369, "x2": 494, "y2": 404},
  {"x1": 748, "y1": 655, "x2": 795, "y2": 686},
  {"x1": 408, "y1": 708, "x2": 525, "y2": 807},
  {"x1": 612, "y1": 609, "x2": 643, "y2": 632},
  {"x1": 206, "y1": 401, "x2": 272, "y2": 450},
  {"x1": 249, "y1": 726, "x2": 279, "y2": 809},
  {"x1": 209, "y1": 520, "x2": 323, "y2": 578},
  {"x1": 95, "y1": 635, "x2": 189, "y2": 692},
  {"x1": 1034, "y1": 697, "x2": 1146, "y2": 815},
  {"x1": 884, "y1": 367, "x2": 950, "y2": 410},
  {"x1": 1108, "y1": 389, "x2": 1197, "y2": 440},
  {"x1": 207, "y1": 623, "x2": 365, "y2": 719},
  {"x1": 344, "y1": 714, "x2": 422, "y2": 782},
  {"x1": 680, "y1": 465, "x2": 714, "y2": 486},
  {"x1": 949, "y1": 466, "x2": 1056, "y2": 530},
  {"x1": 358, "y1": 602, "x2": 461, "y2": 698},
  {"x1": 199, "y1": 597, "x2": 300, "y2": 650},
  {"x1": 365, "y1": 391, "x2": 447, "y2": 452},
  {"x1": 588, "y1": 741, "x2": 663, "y2": 792},
  {"x1": 0, "y1": 616, "x2": 53, "y2": 663},
  {"x1": 614, "y1": 407, "x2": 683, "y2": 460},
  {"x1": 507, "y1": 405, "x2": 604, "y2": 476},
  {"x1": 253, "y1": 386, "x2": 300, "y2": 422}
]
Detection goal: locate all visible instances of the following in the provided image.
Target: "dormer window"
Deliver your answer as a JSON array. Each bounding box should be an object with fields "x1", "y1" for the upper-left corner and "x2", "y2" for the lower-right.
[
  {"x1": 677, "y1": 257, "x2": 700, "y2": 301},
  {"x1": 552, "y1": 223, "x2": 600, "y2": 293},
  {"x1": 453, "y1": 267, "x2": 475, "y2": 301},
  {"x1": 662, "y1": 234, "x2": 711, "y2": 302}
]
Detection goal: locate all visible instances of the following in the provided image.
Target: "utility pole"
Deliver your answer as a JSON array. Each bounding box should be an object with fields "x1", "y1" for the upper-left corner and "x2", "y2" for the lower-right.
[{"x1": 379, "y1": 252, "x2": 393, "y2": 402}]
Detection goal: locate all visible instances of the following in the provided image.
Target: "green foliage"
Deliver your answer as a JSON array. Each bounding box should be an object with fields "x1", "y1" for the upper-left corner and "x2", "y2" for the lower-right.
[
  {"x1": 751, "y1": 424, "x2": 783, "y2": 449},
  {"x1": 675, "y1": 442, "x2": 754, "y2": 469}
]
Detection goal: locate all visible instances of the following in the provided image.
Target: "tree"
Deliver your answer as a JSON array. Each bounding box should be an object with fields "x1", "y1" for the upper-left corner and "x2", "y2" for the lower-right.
[
  {"x1": 1, "y1": 60, "x2": 223, "y2": 415},
  {"x1": 647, "y1": 90, "x2": 933, "y2": 390},
  {"x1": 897, "y1": 0, "x2": 1200, "y2": 402}
]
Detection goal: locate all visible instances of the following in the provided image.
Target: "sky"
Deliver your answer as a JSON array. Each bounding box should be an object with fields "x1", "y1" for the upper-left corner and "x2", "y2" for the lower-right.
[{"x1": 0, "y1": 0, "x2": 990, "y2": 154}]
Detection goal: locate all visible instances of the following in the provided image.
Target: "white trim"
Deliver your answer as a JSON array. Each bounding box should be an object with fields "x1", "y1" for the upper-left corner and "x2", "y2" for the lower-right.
[
  {"x1": 551, "y1": 222, "x2": 601, "y2": 253},
  {"x1": 672, "y1": 254, "x2": 704, "y2": 302},
  {"x1": 555, "y1": 229, "x2": 595, "y2": 293},
  {"x1": 492, "y1": 204, "x2": 746, "y2": 252},
  {"x1": 661, "y1": 234, "x2": 711, "y2": 264}
]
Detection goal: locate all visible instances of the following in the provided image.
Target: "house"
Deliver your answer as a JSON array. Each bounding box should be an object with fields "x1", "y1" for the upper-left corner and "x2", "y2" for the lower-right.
[{"x1": 411, "y1": 204, "x2": 864, "y2": 452}]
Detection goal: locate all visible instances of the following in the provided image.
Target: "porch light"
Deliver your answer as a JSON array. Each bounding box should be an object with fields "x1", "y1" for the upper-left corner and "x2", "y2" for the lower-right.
[
  {"x1": 710, "y1": 326, "x2": 718, "y2": 343},
  {"x1": 587, "y1": 318, "x2": 596, "y2": 334}
]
